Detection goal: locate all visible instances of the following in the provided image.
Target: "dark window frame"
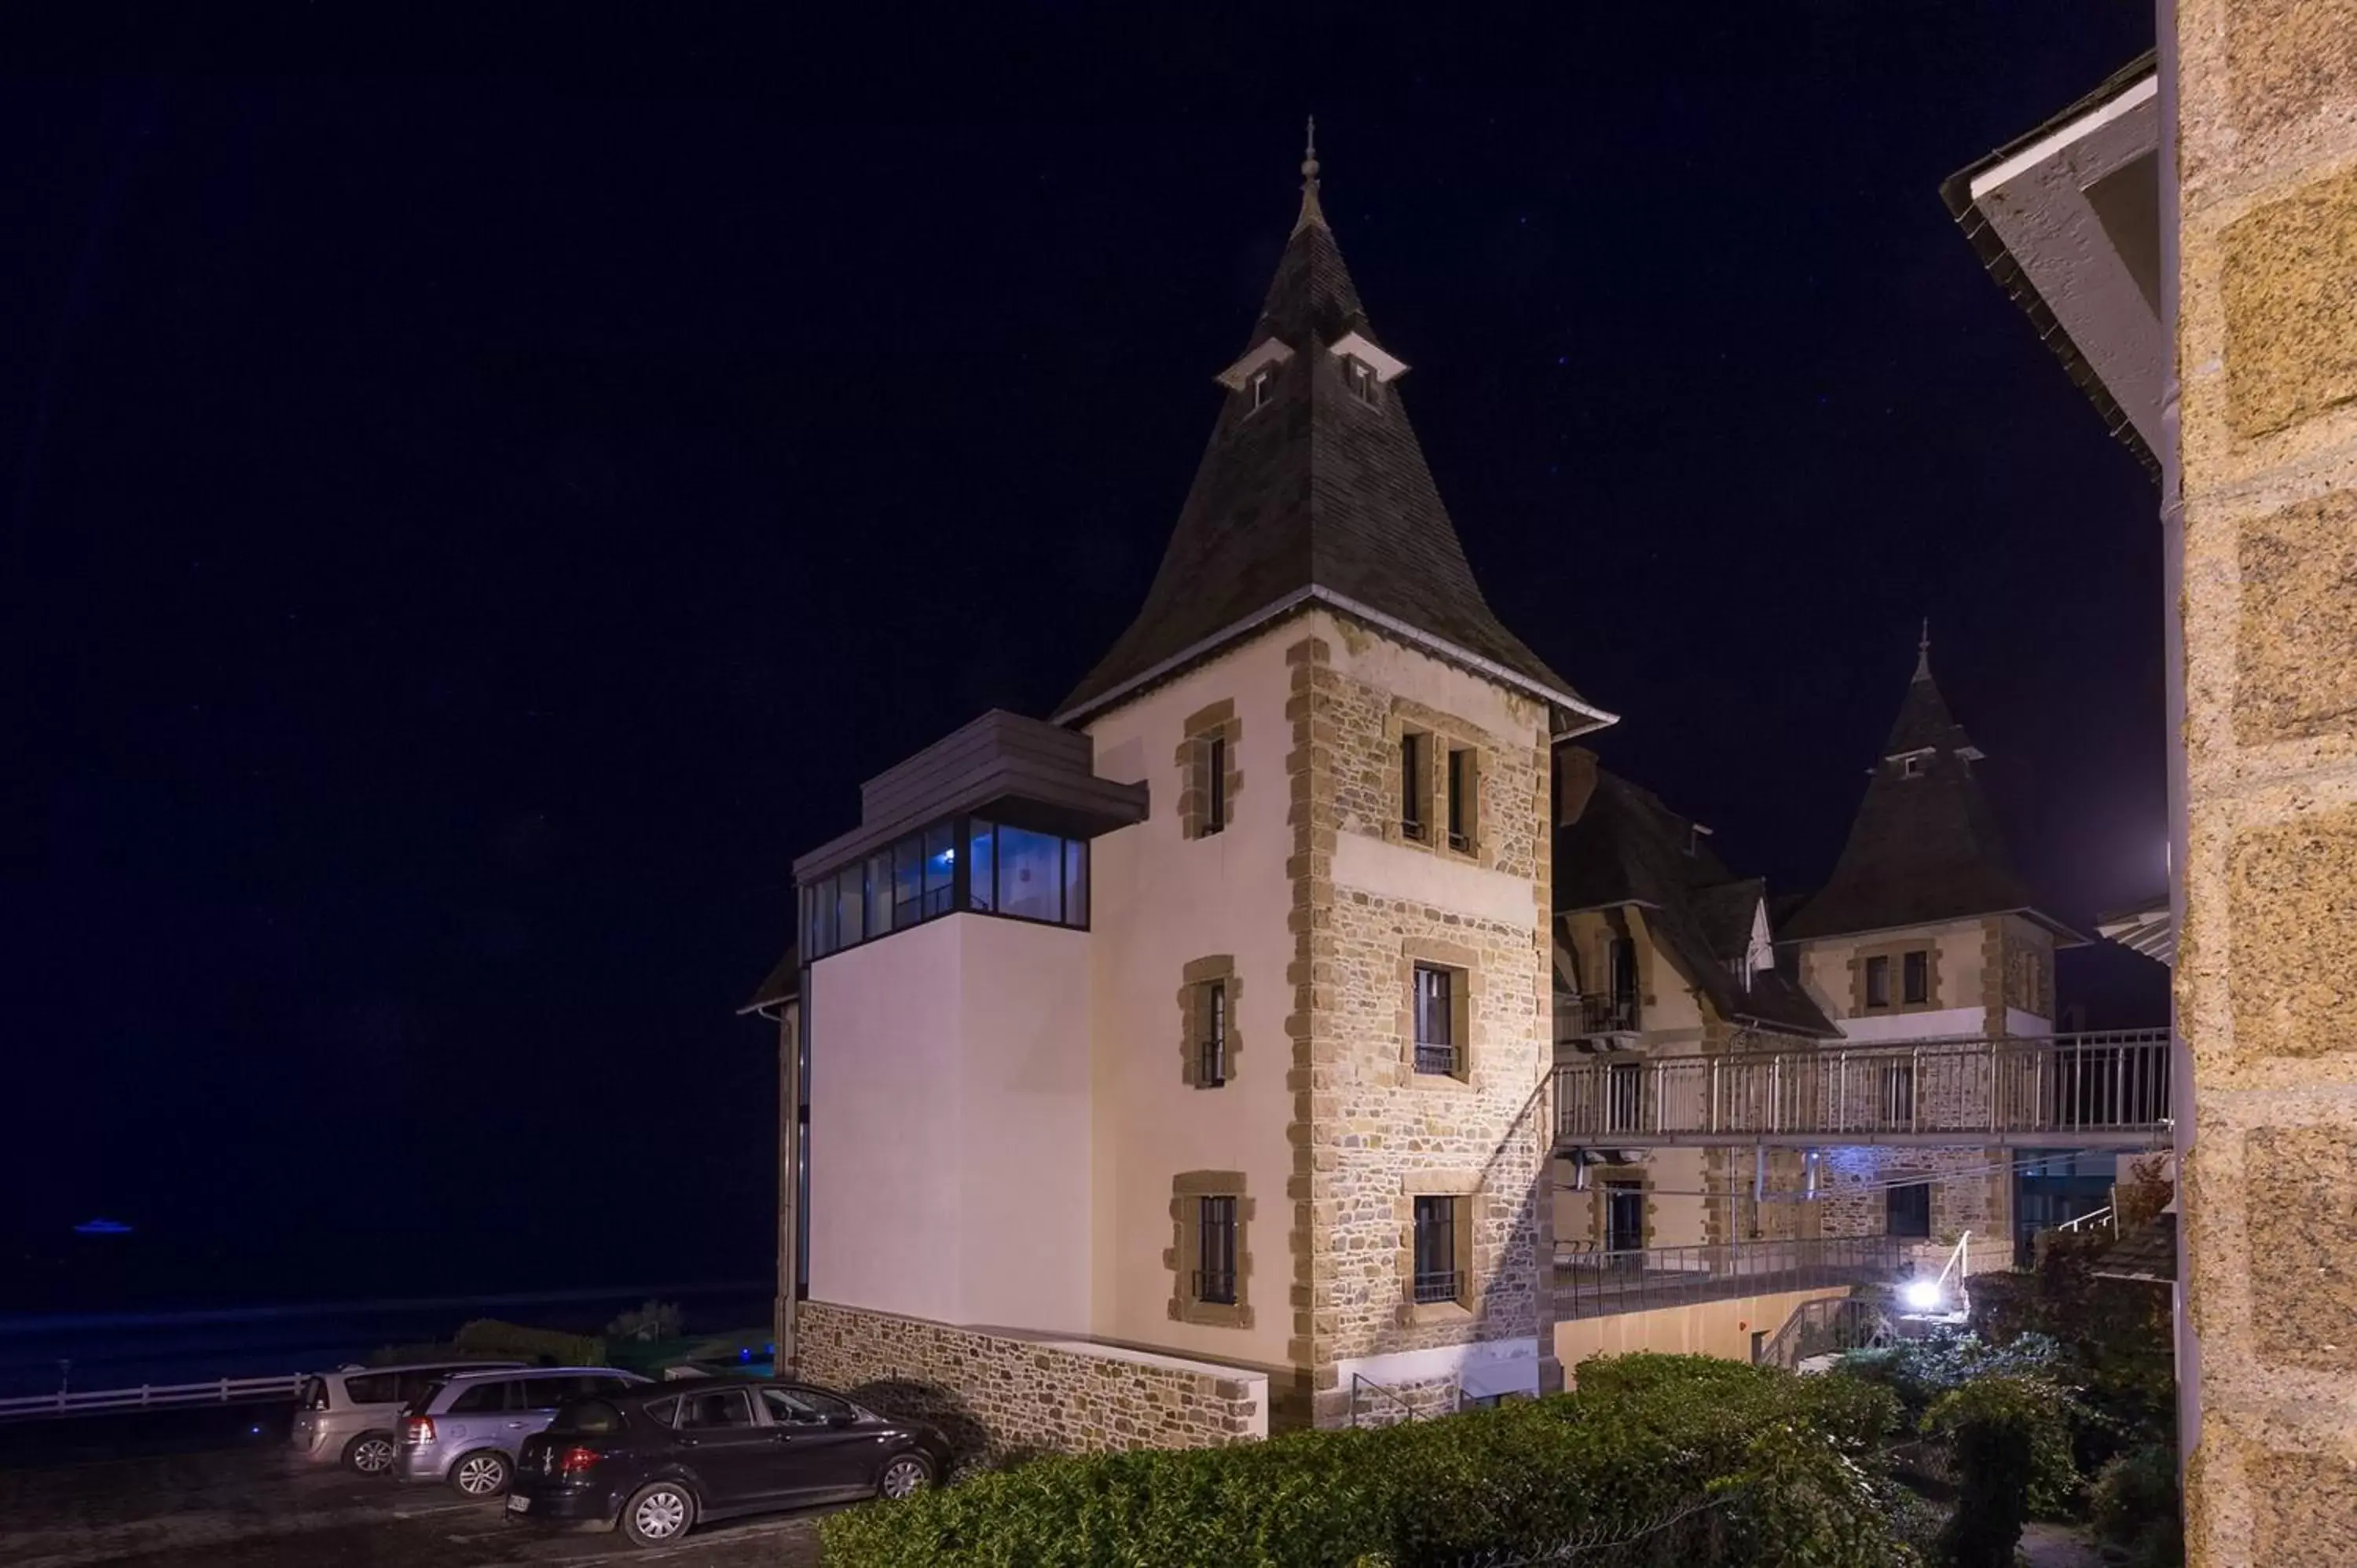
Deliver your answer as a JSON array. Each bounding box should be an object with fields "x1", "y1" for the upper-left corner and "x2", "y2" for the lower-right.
[
  {"x1": 1200, "y1": 979, "x2": 1229, "y2": 1087},
  {"x1": 1413, "y1": 963, "x2": 1459, "y2": 1075},
  {"x1": 1401, "y1": 732, "x2": 1427, "y2": 841},
  {"x1": 1902, "y1": 950, "x2": 1930, "y2": 1006},
  {"x1": 1445, "y1": 746, "x2": 1474, "y2": 852},
  {"x1": 1864, "y1": 954, "x2": 1892, "y2": 1009},
  {"x1": 1412, "y1": 1195, "x2": 1459, "y2": 1304},
  {"x1": 1196, "y1": 1196, "x2": 1238, "y2": 1306},
  {"x1": 801, "y1": 812, "x2": 1094, "y2": 961},
  {"x1": 1204, "y1": 734, "x2": 1227, "y2": 834}
]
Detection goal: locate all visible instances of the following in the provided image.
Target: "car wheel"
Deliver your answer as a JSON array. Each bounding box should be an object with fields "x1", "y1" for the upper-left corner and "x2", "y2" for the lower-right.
[
  {"x1": 449, "y1": 1449, "x2": 512, "y2": 1498},
  {"x1": 878, "y1": 1453, "x2": 933, "y2": 1500},
  {"x1": 341, "y1": 1431, "x2": 398, "y2": 1476},
  {"x1": 620, "y1": 1482, "x2": 698, "y2": 1548}
]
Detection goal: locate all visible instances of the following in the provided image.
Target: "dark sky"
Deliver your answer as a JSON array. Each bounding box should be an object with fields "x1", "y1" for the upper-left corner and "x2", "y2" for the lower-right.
[{"x1": 5, "y1": 2, "x2": 2165, "y2": 1308}]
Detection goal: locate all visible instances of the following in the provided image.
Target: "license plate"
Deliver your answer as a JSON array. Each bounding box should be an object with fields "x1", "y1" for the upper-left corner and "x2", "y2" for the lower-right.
[{"x1": 506, "y1": 1495, "x2": 531, "y2": 1514}]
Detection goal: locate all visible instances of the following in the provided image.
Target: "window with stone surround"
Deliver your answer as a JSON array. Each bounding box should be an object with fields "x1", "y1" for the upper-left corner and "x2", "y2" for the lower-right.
[
  {"x1": 1178, "y1": 955, "x2": 1240, "y2": 1088},
  {"x1": 1399, "y1": 1171, "x2": 1479, "y2": 1319},
  {"x1": 1398, "y1": 940, "x2": 1479, "y2": 1085},
  {"x1": 1400, "y1": 731, "x2": 1429, "y2": 842},
  {"x1": 1384, "y1": 702, "x2": 1490, "y2": 864},
  {"x1": 1445, "y1": 745, "x2": 1480, "y2": 853},
  {"x1": 1175, "y1": 700, "x2": 1243, "y2": 841},
  {"x1": 1857, "y1": 941, "x2": 1939, "y2": 1015},
  {"x1": 1167, "y1": 1171, "x2": 1252, "y2": 1327}
]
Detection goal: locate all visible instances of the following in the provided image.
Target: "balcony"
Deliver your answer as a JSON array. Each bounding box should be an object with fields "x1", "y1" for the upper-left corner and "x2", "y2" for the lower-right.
[
  {"x1": 1554, "y1": 1029, "x2": 2172, "y2": 1149},
  {"x1": 1556, "y1": 1234, "x2": 1912, "y2": 1321},
  {"x1": 1557, "y1": 991, "x2": 1641, "y2": 1041}
]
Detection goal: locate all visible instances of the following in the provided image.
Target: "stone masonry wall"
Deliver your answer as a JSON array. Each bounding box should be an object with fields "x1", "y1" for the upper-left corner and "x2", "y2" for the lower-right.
[
  {"x1": 2175, "y1": 0, "x2": 2357, "y2": 1559},
  {"x1": 794, "y1": 1300, "x2": 1266, "y2": 1460},
  {"x1": 1286, "y1": 628, "x2": 1556, "y2": 1427}
]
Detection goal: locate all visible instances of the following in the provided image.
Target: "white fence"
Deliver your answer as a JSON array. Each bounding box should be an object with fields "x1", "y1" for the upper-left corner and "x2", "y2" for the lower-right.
[{"x1": 0, "y1": 1374, "x2": 304, "y2": 1423}]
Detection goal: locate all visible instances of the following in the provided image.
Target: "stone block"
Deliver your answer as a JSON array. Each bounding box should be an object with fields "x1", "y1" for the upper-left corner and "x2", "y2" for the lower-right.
[
  {"x1": 2252, "y1": 1448, "x2": 2357, "y2": 1568},
  {"x1": 2245, "y1": 1125, "x2": 2357, "y2": 1368},
  {"x1": 2227, "y1": 0, "x2": 2357, "y2": 157},
  {"x1": 2227, "y1": 804, "x2": 2357, "y2": 1059},
  {"x1": 2235, "y1": 491, "x2": 2357, "y2": 745},
  {"x1": 2221, "y1": 168, "x2": 2357, "y2": 439}
]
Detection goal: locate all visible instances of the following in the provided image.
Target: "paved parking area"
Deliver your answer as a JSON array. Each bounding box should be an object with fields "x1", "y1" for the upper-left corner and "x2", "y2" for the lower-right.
[{"x1": 0, "y1": 1448, "x2": 827, "y2": 1567}]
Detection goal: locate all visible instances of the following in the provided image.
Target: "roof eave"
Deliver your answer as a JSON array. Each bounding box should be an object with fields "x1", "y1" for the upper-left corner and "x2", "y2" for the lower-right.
[{"x1": 1778, "y1": 905, "x2": 2090, "y2": 950}]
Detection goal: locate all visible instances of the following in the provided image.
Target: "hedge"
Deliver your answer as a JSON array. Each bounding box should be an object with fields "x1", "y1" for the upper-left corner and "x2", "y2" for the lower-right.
[
  {"x1": 451, "y1": 1317, "x2": 605, "y2": 1367},
  {"x1": 819, "y1": 1354, "x2": 1912, "y2": 1568}
]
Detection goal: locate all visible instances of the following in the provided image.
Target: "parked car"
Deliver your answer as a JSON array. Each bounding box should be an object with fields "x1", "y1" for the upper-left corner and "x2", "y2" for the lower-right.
[
  {"x1": 505, "y1": 1376, "x2": 951, "y2": 1547},
  {"x1": 288, "y1": 1360, "x2": 526, "y2": 1475},
  {"x1": 397, "y1": 1366, "x2": 649, "y2": 1497}
]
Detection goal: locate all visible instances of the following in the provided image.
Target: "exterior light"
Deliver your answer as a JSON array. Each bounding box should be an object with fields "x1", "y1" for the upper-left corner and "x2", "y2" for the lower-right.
[{"x1": 1901, "y1": 1278, "x2": 1943, "y2": 1311}]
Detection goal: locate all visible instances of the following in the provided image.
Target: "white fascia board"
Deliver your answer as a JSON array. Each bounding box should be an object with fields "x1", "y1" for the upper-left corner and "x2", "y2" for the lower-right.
[
  {"x1": 1326, "y1": 329, "x2": 1410, "y2": 383},
  {"x1": 1213, "y1": 338, "x2": 1296, "y2": 391},
  {"x1": 1968, "y1": 75, "x2": 2159, "y2": 200}
]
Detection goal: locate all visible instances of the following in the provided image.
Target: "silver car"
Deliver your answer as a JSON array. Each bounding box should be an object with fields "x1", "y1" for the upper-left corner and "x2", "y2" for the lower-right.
[
  {"x1": 397, "y1": 1366, "x2": 648, "y2": 1498},
  {"x1": 289, "y1": 1361, "x2": 526, "y2": 1475}
]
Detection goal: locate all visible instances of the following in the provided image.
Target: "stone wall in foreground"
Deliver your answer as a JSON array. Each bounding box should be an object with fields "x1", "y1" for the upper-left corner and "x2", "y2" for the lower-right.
[{"x1": 794, "y1": 1300, "x2": 1267, "y2": 1460}]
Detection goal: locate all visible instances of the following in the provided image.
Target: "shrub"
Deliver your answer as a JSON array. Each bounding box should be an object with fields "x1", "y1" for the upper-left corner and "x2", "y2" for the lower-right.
[
  {"x1": 1923, "y1": 1373, "x2": 2078, "y2": 1567},
  {"x1": 1835, "y1": 1330, "x2": 2071, "y2": 1419},
  {"x1": 2090, "y1": 1444, "x2": 2183, "y2": 1567},
  {"x1": 605, "y1": 1299, "x2": 684, "y2": 1342},
  {"x1": 451, "y1": 1318, "x2": 604, "y2": 1367},
  {"x1": 363, "y1": 1342, "x2": 527, "y2": 1368},
  {"x1": 820, "y1": 1354, "x2": 1913, "y2": 1568}
]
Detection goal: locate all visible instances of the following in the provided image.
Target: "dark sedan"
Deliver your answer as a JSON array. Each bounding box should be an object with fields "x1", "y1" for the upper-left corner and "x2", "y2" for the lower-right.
[{"x1": 505, "y1": 1377, "x2": 949, "y2": 1547}]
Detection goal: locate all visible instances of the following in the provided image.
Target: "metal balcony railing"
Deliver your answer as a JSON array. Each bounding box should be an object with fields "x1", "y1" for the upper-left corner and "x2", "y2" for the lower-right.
[
  {"x1": 1558, "y1": 991, "x2": 1641, "y2": 1039},
  {"x1": 1555, "y1": 1234, "x2": 1912, "y2": 1321},
  {"x1": 1553, "y1": 1029, "x2": 2172, "y2": 1147}
]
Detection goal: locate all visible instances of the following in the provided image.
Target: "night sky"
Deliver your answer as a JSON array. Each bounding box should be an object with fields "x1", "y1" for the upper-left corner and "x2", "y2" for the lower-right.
[{"x1": 5, "y1": 2, "x2": 2165, "y2": 1310}]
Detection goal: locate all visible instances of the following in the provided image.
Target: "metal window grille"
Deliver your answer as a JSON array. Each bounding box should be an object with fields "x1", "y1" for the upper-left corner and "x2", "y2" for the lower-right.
[
  {"x1": 1413, "y1": 965, "x2": 1457, "y2": 1074},
  {"x1": 1196, "y1": 1196, "x2": 1237, "y2": 1305},
  {"x1": 1199, "y1": 981, "x2": 1228, "y2": 1086},
  {"x1": 1413, "y1": 1196, "x2": 1458, "y2": 1303},
  {"x1": 1204, "y1": 735, "x2": 1226, "y2": 833}
]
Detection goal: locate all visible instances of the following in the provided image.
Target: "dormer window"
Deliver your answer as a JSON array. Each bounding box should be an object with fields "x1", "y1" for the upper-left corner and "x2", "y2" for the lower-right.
[
  {"x1": 1901, "y1": 755, "x2": 1926, "y2": 778},
  {"x1": 1347, "y1": 358, "x2": 1378, "y2": 405},
  {"x1": 1248, "y1": 369, "x2": 1272, "y2": 412}
]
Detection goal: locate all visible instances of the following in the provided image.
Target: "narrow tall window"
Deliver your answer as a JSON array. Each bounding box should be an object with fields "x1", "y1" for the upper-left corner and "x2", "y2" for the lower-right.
[
  {"x1": 1347, "y1": 358, "x2": 1377, "y2": 405},
  {"x1": 1413, "y1": 964, "x2": 1457, "y2": 1075},
  {"x1": 1204, "y1": 734, "x2": 1227, "y2": 834},
  {"x1": 1199, "y1": 980, "x2": 1229, "y2": 1088},
  {"x1": 1400, "y1": 732, "x2": 1426, "y2": 841},
  {"x1": 1197, "y1": 1196, "x2": 1237, "y2": 1305},
  {"x1": 1445, "y1": 746, "x2": 1476, "y2": 852},
  {"x1": 1413, "y1": 1196, "x2": 1459, "y2": 1303},
  {"x1": 1901, "y1": 950, "x2": 1930, "y2": 1006},
  {"x1": 1864, "y1": 954, "x2": 1892, "y2": 1009}
]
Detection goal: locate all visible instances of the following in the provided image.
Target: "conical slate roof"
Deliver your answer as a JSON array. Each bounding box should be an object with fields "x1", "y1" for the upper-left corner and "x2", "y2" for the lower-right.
[
  {"x1": 1781, "y1": 643, "x2": 2048, "y2": 942},
  {"x1": 1054, "y1": 142, "x2": 1602, "y2": 729}
]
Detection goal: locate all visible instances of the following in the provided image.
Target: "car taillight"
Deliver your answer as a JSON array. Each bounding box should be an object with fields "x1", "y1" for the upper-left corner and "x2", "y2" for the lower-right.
[
  {"x1": 405, "y1": 1416, "x2": 435, "y2": 1444},
  {"x1": 557, "y1": 1445, "x2": 599, "y2": 1476}
]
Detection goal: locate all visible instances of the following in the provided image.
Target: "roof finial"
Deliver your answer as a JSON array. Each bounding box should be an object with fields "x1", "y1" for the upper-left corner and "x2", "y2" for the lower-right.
[
  {"x1": 1914, "y1": 617, "x2": 1932, "y2": 682},
  {"x1": 1295, "y1": 115, "x2": 1326, "y2": 233}
]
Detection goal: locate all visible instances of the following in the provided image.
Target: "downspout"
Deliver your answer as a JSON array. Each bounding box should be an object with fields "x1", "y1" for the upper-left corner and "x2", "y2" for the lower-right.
[{"x1": 2153, "y1": 0, "x2": 2198, "y2": 1478}]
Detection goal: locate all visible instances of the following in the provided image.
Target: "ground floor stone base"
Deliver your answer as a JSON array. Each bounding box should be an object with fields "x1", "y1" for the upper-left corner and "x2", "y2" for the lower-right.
[{"x1": 792, "y1": 1300, "x2": 1267, "y2": 1461}]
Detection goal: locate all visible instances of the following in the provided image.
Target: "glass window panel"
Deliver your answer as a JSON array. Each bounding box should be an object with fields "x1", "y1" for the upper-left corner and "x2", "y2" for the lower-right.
[
  {"x1": 967, "y1": 820, "x2": 995, "y2": 913},
  {"x1": 1902, "y1": 950, "x2": 1929, "y2": 1005},
  {"x1": 1062, "y1": 837, "x2": 1088, "y2": 927},
  {"x1": 894, "y1": 837, "x2": 924, "y2": 924},
  {"x1": 1864, "y1": 954, "x2": 1891, "y2": 1007},
  {"x1": 923, "y1": 822, "x2": 955, "y2": 918},
  {"x1": 837, "y1": 866, "x2": 863, "y2": 945},
  {"x1": 999, "y1": 826, "x2": 1062, "y2": 921},
  {"x1": 812, "y1": 874, "x2": 837, "y2": 955},
  {"x1": 866, "y1": 852, "x2": 893, "y2": 937}
]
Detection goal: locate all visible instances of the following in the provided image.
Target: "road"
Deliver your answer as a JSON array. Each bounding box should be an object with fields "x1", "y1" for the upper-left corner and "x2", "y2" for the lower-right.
[{"x1": 0, "y1": 1442, "x2": 828, "y2": 1567}]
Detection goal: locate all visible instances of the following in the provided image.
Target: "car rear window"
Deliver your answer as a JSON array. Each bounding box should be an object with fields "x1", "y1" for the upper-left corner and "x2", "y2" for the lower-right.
[
  {"x1": 342, "y1": 1372, "x2": 401, "y2": 1405},
  {"x1": 639, "y1": 1396, "x2": 679, "y2": 1429},
  {"x1": 446, "y1": 1381, "x2": 513, "y2": 1414},
  {"x1": 549, "y1": 1399, "x2": 625, "y2": 1434}
]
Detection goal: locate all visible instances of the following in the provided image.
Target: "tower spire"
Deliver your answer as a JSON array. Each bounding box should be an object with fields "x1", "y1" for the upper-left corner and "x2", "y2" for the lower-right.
[
  {"x1": 1294, "y1": 115, "x2": 1325, "y2": 233},
  {"x1": 1914, "y1": 618, "x2": 1932, "y2": 682}
]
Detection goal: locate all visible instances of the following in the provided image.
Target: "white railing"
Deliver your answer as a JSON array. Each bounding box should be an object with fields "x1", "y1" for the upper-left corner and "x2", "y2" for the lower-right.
[
  {"x1": 0, "y1": 1374, "x2": 304, "y2": 1423},
  {"x1": 1556, "y1": 1029, "x2": 2172, "y2": 1145}
]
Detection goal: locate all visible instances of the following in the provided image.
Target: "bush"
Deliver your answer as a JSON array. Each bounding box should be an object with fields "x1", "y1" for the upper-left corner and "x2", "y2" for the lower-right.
[
  {"x1": 820, "y1": 1354, "x2": 1915, "y2": 1568},
  {"x1": 363, "y1": 1342, "x2": 530, "y2": 1368},
  {"x1": 1923, "y1": 1374, "x2": 2078, "y2": 1568},
  {"x1": 451, "y1": 1318, "x2": 604, "y2": 1367},
  {"x1": 2090, "y1": 1445, "x2": 2183, "y2": 1567},
  {"x1": 1835, "y1": 1330, "x2": 2072, "y2": 1419},
  {"x1": 605, "y1": 1299, "x2": 684, "y2": 1342}
]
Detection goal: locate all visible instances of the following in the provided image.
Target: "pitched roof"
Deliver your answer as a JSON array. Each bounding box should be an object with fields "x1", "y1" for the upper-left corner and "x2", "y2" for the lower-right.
[
  {"x1": 1554, "y1": 763, "x2": 1838, "y2": 1039},
  {"x1": 1781, "y1": 643, "x2": 2069, "y2": 943},
  {"x1": 738, "y1": 947, "x2": 801, "y2": 1014},
  {"x1": 1054, "y1": 147, "x2": 1607, "y2": 732}
]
